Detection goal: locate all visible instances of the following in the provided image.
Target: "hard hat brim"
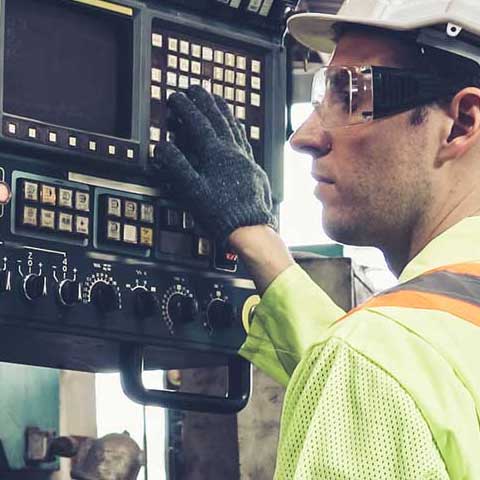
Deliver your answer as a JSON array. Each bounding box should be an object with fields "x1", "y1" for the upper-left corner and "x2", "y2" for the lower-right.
[{"x1": 287, "y1": 13, "x2": 437, "y2": 53}]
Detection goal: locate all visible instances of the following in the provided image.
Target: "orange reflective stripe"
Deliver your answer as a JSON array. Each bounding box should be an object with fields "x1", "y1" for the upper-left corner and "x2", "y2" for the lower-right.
[
  {"x1": 360, "y1": 290, "x2": 480, "y2": 328},
  {"x1": 424, "y1": 262, "x2": 480, "y2": 277}
]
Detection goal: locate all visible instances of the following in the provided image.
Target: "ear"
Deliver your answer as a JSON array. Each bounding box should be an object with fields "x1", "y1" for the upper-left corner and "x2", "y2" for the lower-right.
[{"x1": 438, "y1": 88, "x2": 480, "y2": 163}]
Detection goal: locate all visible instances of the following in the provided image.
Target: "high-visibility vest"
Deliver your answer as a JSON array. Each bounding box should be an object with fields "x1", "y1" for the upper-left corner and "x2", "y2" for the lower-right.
[
  {"x1": 350, "y1": 262, "x2": 480, "y2": 326},
  {"x1": 333, "y1": 261, "x2": 480, "y2": 477}
]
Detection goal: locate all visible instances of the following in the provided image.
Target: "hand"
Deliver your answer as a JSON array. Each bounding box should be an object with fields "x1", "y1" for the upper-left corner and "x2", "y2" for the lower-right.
[{"x1": 152, "y1": 85, "x2": 277, "y2": 241}]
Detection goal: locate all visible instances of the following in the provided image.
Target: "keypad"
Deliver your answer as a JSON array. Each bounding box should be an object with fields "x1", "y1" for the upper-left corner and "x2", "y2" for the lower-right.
[
  {"x1": 100, "y1": 195, "x2": 155, "y2": 248},
  {"x1": 18, "y1": 179, "x2": 90, "y2": 238},
  {"x1": 150, "y1": 21, "x2": 265, "y2": 162}
]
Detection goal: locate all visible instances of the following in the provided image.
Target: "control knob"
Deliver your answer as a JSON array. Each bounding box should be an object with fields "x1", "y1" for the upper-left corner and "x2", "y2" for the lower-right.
[
  {"x1": 90, "y1": 281, "x2": 118, "y2": 313},
  {"x1": 132, "y1": 287, "x2": 157, "y2": 318},
  {"x1": 206, "y1": 298, "x2": 235, "y2": 330},
  {"x1": 167, "y1": 293, "x2": 198, "y2": 326},
  {"x1": 23, "y1": 273, "x2": 46, "y2": 301},
  {"x1": 58, "y1": 279, "x2": 81, "y2": 307}
]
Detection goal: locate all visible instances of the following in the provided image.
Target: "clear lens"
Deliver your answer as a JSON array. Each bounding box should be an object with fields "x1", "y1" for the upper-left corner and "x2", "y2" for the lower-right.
[{"x1": 311, "y1": 66, "x2": 374, "y2": 128}]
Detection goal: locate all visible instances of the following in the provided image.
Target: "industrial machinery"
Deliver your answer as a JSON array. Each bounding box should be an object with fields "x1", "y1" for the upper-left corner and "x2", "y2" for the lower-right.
[{"x1": 0, "y1": 0, "x2": 296, "y2": 413}]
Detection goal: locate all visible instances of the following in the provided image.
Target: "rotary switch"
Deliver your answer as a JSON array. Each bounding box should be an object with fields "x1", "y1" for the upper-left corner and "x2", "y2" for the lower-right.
[
  {"x1": 58, "y1": 279, "x2": 81, "y2": 307},
  {"x1": 90, "y1": 281, "x2": 118, "y2": 313},
  {"x1": 162, "y1": 284, "x2": 198, "y2": 330},
  {"x1": 23, "y1": 273, "x2": 46, "y2": 301},
  {"x1": 132, "y1": 287, "x2": 157, "y2": 318},
  {"x1": 206, "y1": 298, "x2": 236, "y2": 330}
]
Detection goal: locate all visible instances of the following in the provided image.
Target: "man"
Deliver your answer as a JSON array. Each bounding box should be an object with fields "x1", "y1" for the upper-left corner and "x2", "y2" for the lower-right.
[{"x1": 154, "y1": 0, "x2": 480, "y2": 477}]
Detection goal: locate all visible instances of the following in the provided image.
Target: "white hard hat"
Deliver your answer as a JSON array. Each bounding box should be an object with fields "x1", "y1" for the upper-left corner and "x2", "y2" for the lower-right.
[{"x1": 288, "y1": 0, "x2": 480, "y2": 62}]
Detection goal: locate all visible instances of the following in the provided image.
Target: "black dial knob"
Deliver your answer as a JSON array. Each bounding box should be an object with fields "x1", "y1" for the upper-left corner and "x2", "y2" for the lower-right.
[
  {"x1": 58, "y1": 279, "x2": 81, "y2": 307},
  {"x1": 132, "y1": 287, "x2": 157, "y2": 318},
  {"x1": 23, "y1": 274, "x2": 46, "y2": 301},
  {"x1": 0, "y1": 270, "x2": 11, "y2": 293},
  {"x1": 167, "y1": 293, "x2": 198, "y2": 325},
  {"x1": 207, "y1": 299, "x2": 235, "y2": 330},
  {"x1": 90, "y1": 281, "x2": 118, "y2": 313}
]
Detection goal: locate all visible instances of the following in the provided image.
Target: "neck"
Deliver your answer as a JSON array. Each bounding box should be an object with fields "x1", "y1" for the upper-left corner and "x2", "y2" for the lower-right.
[{"x1": 384, "y1": 193, "x2": 480, "y2": 277}]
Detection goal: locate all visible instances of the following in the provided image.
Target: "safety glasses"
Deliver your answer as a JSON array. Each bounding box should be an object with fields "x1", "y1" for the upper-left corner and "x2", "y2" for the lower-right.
[{"x1": 311, "y1": 65, "x2": 467, "y2": 128}]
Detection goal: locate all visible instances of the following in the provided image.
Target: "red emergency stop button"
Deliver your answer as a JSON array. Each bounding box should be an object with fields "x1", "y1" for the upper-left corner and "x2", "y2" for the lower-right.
[{"x1": 0, "y1": 181, "x2": 12, "y2": 205}]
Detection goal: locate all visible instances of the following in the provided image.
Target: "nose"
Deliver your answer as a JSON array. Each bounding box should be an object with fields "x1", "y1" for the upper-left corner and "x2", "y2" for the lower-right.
[{"x1": 289, "y1": 111, "x2": 332, "y2": 158}]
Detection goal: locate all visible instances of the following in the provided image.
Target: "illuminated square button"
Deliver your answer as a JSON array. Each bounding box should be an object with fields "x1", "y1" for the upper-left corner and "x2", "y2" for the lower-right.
[
  {"x1": 150, "y1": 126, "x2": 161, "y2": 142},
  {"x1": 225, "y1": 53, "x2": 235, "y2": 67},
  {"x1": 124, "y1": 200, "x2": 138, "y2": 220},
  {"x1": 75, "y1": 216, "x2": 89, "y2": 236},
  {"x1": 236, "y1": 72, "x2": 246, "y2": 86},
  {"x1": 28, "y1": 127, "x2": 37, "y2": 139},
  {"x1": 252, "y1": 59, "x2": 261, "y2": 73},
  {"x1": 41, "y1": 185, "x2": 56, "y2": 206},
  {"x1": 88, "y1": 140, "x2": 97, "y2": 151},
  {"x1": 151, "y1": 85, "x2": 161, "y2": 100},
  {"x1": 141, "y1": 203, "x2": 155, "y2": 223},
  {"x1": 108, "y1": 145, "x2": 116, "y2": 156},
  {"x1": 168, "y1": 54, "x2": 178, "y2": 69},
  {"x1": 178, "y1": 75, "x2": 189, "y2": 89},
  {"x1": 214, "y1": 50, "x2": 224, "y2": 64},
  {"x1": 151, "y1": 68, "x2": 162, "y2": 83},
  {"x1": 166, "y1": 89, "x2": 176, "y2": 99},
  {"x1": 180, "y1": 40, "x2": 189, "y2": 55},
  {"x1": 168, "y1": 37, "x2": 178, "y2": 51},
  {"x1": 250, "y1": 125, "x2": 260, "y2": 140},
  {"x1": 58, "y1": 212, "x2": 73, "y2": 233},
  {"x1": 213, "y1": 67, "x2": 224, "y2": 81},
  {"x1": 123, "y1": 224, "x2": 137, "y2": 244},
  {"x1": 23, "y1": 181, "x2": 39, "y2": 202},
  {"x1": 68, "y1": 136, "x2": 77, "y2": 147},
  {"x1": 7, "y1": 123, "x2": 16, "y2": 135},
  {"x1": 197, "y1": 237, "x2": 211, "y2": 257},
  {"x1": 191, "y1": 61, "x2": 201, "y2": 75},
  {"x1": 149, "y1": 144, "x2": 155, "y2": 158},
  {"x1": 183, "y1": 211, "x2": 195, "y2": 230},
  {"x1": 152, "y1": 33, "x2": 163, "y2": 48},
  {"x1": 251, "y1": 76, "x2": 261, "y2": 90},
  {"x1": 167, "y1": 72, "x2": 177, "y2": 87},
  {"x1": 235, "y1": 106, "x2": 246, "y2": 120},
  {"x1": 75, "y1": 191, "x2": 90, "y2": 212},
  {"x1": 58, "y1": 188, "x2": 73, "y2": 208},
  {"x1": 213, "y1": 84, "x2": 223, "y2": 96},
  {"x1": 127, "y1": 149, "x2": 134, "y2": 160},
  {"x1": 225, "y1": 69, "x2": 235, "y2": 84},
  {"x1": 202, "y1": 46, "x2": 213, "y2": 61},
  {"x1": 40, "y1": 209, "x2": 55, "y2": 229},
  {"x1": 179, "y1": 58, "x2": 189, "y2": 72},
  {"x1": 140, "y1": 227, "x2": 154, "y2": 247},
  {"x1": 192, "y1": 44, "x2": 201, "y2": 58},
  {"x1": 190, "y1": 77, "x2": 201, "y2": 86},
  {"x1": 202, "y1": 79, "x2": 212, "y2": 93},
  {"x1": 108, "y1": 197, "x2": 122, "y2": 217},
  {"x1": 237, "y1": 56, "x2": 246, "y2": 70},
  {"x1": 251, "y1": 92, "x2": 261, "y2": 107},
  {"x1": 48, "y1": 131, "x2": 57, "y2": 143},
  {"x1": 23, "y1": 206, "x2": 37, "y2": 226},
  {"x1": 224, "y1": 86, "x2": 234, "y2": 101},
  {"x1": 228, "y1": 103, "x2": 235, "y2": 114},
  {"x1": 235, "y1": 89, "x2": 246, "y2": 104},
  {"x1": 107, "y1": 220, "x2": 121, "y2": 241}
]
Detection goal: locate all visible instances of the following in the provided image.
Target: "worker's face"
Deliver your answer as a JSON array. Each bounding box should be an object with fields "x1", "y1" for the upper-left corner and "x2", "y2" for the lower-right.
[{"x1": 290, "y1": 31, "x2": 441, "y2": 249}]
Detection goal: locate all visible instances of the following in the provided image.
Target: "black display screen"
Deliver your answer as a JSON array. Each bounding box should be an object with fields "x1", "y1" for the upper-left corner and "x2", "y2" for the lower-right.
[{"x1": 3, "y1": 0, "x2": 133, "y2": 139}]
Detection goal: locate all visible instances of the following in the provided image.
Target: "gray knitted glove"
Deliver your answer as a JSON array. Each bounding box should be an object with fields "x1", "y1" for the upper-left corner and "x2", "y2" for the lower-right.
[{"x1": 153, "y1": 85, "x2": 277, "y2": 241}]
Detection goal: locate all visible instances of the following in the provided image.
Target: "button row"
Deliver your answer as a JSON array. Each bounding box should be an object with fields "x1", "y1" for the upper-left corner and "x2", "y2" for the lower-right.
[
  {"x1": 106, "y1": 221, "x2": 153, "y2": 247},
  {"x1": 159, "y1": 207, "x2": 194, "y2": 231},
  {"x1": 152, "y1": 33, "x2": 260, "y2": 73},
  {"x1": 107, "y1": 197, "x2": 154, "y2": 223},
  {"x1": 23, "y1": 180, "x2": 90, "y2": 211},
  {"x1": 4, "y1": 119, "x2": 136, "y2": 161},
  {"x1": 22, "y1": 206, "x2": 89, "y2": 236}
]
